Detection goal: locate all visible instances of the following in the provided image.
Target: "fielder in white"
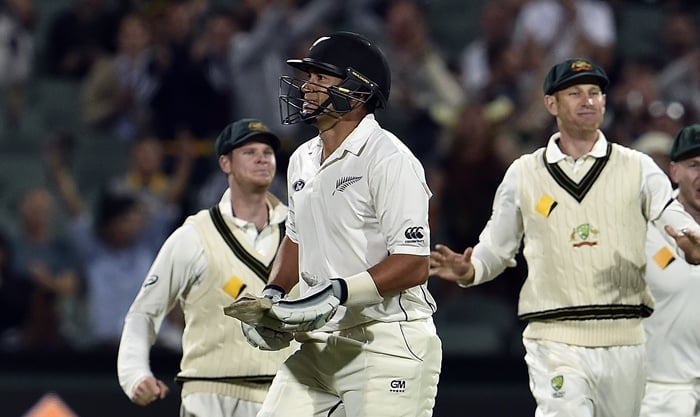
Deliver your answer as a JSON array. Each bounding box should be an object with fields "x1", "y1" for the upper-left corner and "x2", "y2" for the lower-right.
[
  {"x1": 430, "y1": 58, "x2": 700, "y2": 417},
  {"x1": 238, "y1": 31, "x2": 442, "y2": 417},
  {"x1": 641, "y1": 124, "x2": 700, "y2": 417},
  {"x1": 116, "y1": 119, "x2": 297, "y2": 417}
]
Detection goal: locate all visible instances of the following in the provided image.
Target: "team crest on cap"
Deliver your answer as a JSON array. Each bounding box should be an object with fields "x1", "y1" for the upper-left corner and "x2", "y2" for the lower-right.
[
  {"x1": 248, "y1": 121, "x2": 269, "y2": 132},
  {"x1": 570, "y1": 60, "x2": 593, "y2": 72}
]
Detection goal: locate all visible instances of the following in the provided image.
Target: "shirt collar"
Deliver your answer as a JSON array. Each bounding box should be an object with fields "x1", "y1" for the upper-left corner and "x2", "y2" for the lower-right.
[
  {"x1": 217, "y1": 188, "x2": 287, "y2": 226},
  {"x1": 339, "y1": 114, "x2": 376, "y2": 156},
  {"x1": 544, "y1": 130, "x2": 609, "y2": 163},
  {"x1": 306, "y1": 114, "x2": 377, "y2": 165}
]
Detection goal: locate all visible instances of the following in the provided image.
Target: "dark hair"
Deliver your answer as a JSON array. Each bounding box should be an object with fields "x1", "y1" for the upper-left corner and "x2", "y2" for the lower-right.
[{"x1": 95, "y1": 188, "x2": 139, "y2": 233}]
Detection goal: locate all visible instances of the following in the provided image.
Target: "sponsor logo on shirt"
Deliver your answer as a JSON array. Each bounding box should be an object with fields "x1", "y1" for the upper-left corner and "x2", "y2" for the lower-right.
[
  {"x1": 404, "y1": 226, "x2": 425, "y2": 243},
  {"x1": 292, "y1": 179, "x2": 305, "y2": 191},
  {"x1": 570, "y1": 223, "x2": 599, "y2": 247},
  {"x1": 333, "y1": 176, "x2": 362, "y2": 195},
  {"x1": 389, "y1": 378, "x2": 406, "y2": 393}
]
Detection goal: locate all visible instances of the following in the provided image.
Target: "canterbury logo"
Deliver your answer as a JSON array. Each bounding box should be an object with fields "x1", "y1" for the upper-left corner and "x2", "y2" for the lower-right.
[
  {"x1": 404, "y1": 226, "x2": 424, "y2": 240},
  {"x1": 333, "y1": 176, "x2": 362, "y2": 195}
]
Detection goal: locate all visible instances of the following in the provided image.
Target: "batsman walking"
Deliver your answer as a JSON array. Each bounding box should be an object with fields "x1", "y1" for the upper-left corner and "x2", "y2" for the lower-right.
[{"x1": 238, "y1": 31, "x2": 442, "y2": 417}]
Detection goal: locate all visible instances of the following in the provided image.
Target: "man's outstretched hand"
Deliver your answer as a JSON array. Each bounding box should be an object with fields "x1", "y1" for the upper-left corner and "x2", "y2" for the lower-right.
[
  {"x1": 665, "y1": 225, "x2": 700, "y2": 265},
  {"x1": 429, "y1": 244, "x2": 475, "y2": 285}
]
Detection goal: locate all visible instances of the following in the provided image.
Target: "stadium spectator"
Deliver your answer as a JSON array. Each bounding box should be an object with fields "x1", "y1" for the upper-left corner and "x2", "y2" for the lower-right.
[
  {"x1": 46, "y1": 141, "x2": 179, "y2": 348},
  {"x1": 81, "y1": 13, "x2": 159, "y2": 141},
  {"x1": 376, "y1": 0, "x2": 466, "y2": 167},
  {"x1": 0, "y1": 0, "x2": 35, "y2": 127},
  {"x1": 42, "y1": 0, "x2": 121, "y2": 79},
  {"x1": 9, "y1": 187, "x2": 84, "y2": 350}
]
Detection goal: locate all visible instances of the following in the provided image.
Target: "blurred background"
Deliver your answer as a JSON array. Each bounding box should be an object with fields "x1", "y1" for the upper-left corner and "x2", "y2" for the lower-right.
[{"x1": 0, "y1": 0, "x2": 695, "y2": 415}]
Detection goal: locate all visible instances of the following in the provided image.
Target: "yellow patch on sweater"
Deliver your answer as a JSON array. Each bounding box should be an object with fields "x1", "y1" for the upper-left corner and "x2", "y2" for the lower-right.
[
  {"x1": 652, "y1": 247, "x2": 675, "y2": 269},
  {"x1": 223, "y1": 276, "x2": 247, "y2": 298},
  {"x1": 535, "y1": 194, "x2": 557, "y2": 217}
]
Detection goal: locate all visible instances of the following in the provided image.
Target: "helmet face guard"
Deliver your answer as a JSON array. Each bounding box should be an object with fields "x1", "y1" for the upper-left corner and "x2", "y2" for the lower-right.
[
  {"x1": 278, "y1": 32, "x2": 390, "y2": 126},
  {"x1": 279, "y1": 67, "x2": 383, "y2": 125}
]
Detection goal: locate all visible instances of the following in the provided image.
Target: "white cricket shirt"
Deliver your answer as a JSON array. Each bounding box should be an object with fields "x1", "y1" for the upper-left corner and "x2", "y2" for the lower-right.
[
  {"x1": 644, "y1": 212, "x2": 700, "y2": 383},
  {"x1": 286, "y1": 114, "x2": 436, "y2": 330}
]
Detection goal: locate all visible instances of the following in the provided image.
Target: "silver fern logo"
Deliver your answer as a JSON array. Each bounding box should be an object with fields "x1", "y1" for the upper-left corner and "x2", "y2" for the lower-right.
[{"x1": 333, "y1": 176, "x2": 362, "y2": 195}]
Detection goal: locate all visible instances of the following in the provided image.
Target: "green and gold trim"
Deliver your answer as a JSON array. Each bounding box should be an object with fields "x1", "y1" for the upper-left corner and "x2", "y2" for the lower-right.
[
  {"x1": 175, "y1": 375, "x2": 274, "y2": 385},
  {"x1": 544, "y1": 143, "x2": 612, "y2": 203},
  {"x1": 209, "y1": 206, "x2": 284, "y2": 283},
  {"x1": 519, "y1": 303, "x2": 653, "y2": 322}
]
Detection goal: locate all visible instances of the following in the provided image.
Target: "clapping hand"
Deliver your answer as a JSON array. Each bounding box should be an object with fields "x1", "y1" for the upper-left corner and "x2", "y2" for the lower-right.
[
  {"x1": 429, "y1": 244, "x2": 475, "y2": 285},
  {"x1": 665, "y1": 225, "x2": 700, "y2": 265}
]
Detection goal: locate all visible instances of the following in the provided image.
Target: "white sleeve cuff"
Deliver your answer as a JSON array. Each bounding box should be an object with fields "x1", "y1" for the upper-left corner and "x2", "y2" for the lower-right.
[
  {"x1": 117, "y1": 315, "x2": 156, "y2": 398},
  {"x1": 457, "y1": 258, "x2": 483, "y2": 288}
]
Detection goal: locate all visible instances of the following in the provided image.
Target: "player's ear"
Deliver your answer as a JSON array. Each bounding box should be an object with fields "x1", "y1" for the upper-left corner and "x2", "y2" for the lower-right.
[
  {"x1": 219, "y1": 154, "x2": 232, "y2": 174},
  {"x1": 544, "y1": 94, "x2": 557, "y2": 116},
  {"x1": 669, "y1": 161, "x2": 680, "y2": 185}
]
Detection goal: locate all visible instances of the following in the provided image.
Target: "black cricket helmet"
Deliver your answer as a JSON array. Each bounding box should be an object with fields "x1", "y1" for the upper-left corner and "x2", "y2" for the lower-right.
[{"x1": 279, "y1": 31, "x2": 391, "y2": 125}]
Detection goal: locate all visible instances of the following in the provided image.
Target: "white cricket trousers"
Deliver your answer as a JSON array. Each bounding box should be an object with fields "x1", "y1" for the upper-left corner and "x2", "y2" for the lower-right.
[
  {"x1": 258, "y1": 318, "x2": 442, "y2": 417},
  {"x1": 640, "y1": 380, "x2": 700, "y2": 417},
  {"x1": 180, "y1": 392, "x2": 261, "y2": 417},
  {"x1": 524, "y1": 338, "x2": 645, "y2": 417}
]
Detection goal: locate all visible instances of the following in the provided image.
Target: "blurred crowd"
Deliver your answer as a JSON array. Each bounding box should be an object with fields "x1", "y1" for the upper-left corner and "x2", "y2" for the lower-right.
[{"x1": 0, "y1": 0, "x2": 697, "y2": 356}]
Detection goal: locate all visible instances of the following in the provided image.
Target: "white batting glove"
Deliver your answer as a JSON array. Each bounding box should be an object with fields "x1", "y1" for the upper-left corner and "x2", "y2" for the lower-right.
[
  {"x1": 266, "y1": 282, "x2": 340, "y2": 332},
  {"x1": 241, "y1": 322, "x2": 293, "y2": 351}
]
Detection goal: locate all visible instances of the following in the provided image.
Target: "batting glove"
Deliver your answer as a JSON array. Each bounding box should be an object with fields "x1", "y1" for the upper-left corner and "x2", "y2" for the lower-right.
[
  {"x1": 266, "y1": 282, "x2": 340, "y2": 332},
  {"x1": 241, "y1": 322, "x2": 293, "y2": 351}
]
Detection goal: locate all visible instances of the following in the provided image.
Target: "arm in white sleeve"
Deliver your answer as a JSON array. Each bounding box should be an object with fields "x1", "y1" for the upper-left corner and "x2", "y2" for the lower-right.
[
  {"x1": 640, "y1": 154, "x2": 700, "y2": 254},
  {"x1": 470, "y1": 161, "x2": 524, "y2": 286},
  {"x1": 117, "y1": 224, "x2": 206, "y2": 398}
]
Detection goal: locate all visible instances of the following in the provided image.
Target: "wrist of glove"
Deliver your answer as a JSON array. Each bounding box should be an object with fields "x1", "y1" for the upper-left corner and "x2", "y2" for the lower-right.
[
  {"x1": 262, "y1": 284, "x2": 285, "y2": 302},
  {"x1": 330, "y1": 271, "x2": 382, "y2": 307},
  {"x1": 241, "y1": 322, "x2": 293, "y2": 351}
]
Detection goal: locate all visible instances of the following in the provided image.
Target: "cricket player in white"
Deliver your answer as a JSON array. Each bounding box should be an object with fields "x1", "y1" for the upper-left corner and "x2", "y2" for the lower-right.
[
  {"x1": 641, "y1": 124, "x2": 700, "y2": 417},
  {"x1": 117, "y1": 119, "x2": 297, "y2": 417},
  {"x1": 239, "y1": 31, "x2": 442, "y2": 417},
  {"x1": 429, "y1": 58, "x2": 700, "y2": 417}
]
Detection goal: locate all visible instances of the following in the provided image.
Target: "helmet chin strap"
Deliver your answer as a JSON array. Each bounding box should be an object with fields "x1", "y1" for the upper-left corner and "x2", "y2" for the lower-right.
[
  {"x1": 301, "y1": 93, "x2": 360, "y2": 126},
  {"x1": 302, "y1": 98, "x2": 342, "y2": 133},
  {"x1": 317, "y1": 99, "x2": 365, "y2": 134},
  {"x1": 317, "y1": 114, "x2": 342, "y2": 135}
]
